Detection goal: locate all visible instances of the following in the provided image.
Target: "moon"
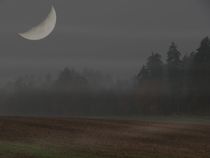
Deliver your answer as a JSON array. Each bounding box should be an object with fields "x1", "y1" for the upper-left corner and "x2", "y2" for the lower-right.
[{"x1": 18, "y1": 6, "x2": 57, "y2": 40}]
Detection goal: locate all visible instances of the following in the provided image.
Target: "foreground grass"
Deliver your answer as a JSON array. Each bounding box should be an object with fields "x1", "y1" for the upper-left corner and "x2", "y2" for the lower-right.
[
  {"x1": 0, "y1": 142, "x2": 57, "y2": 158},
  {"x1": 0, "y1": 142, "x2": 179, "y2": 158}
]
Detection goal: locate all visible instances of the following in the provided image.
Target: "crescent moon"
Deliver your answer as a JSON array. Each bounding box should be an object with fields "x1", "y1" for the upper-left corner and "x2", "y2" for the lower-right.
[{"x1": 18, "y1": 6, "x2": 57, "y2": 40}]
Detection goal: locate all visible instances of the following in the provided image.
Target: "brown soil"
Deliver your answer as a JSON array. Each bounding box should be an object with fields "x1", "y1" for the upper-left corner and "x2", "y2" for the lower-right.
[{"x1": 0, "y1": 117, "x2": 209, "y2": 158}]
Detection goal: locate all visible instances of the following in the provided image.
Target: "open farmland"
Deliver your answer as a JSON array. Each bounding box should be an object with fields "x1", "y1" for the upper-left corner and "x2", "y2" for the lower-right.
[{"x1": 0, "y1": 117, "x2": 209, "y2": 158}]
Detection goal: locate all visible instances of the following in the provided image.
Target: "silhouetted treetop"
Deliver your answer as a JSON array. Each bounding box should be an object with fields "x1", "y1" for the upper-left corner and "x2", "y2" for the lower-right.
[
  {"x1": 167, "y1": 42, "x2": 181, "y2": 65},
  {"x1": 195, "y1": 37, "x2": 210, "y2": 63},
  {"x1": 55, "y1": 67, "x2": 88, "y2": 91},
  {"x1": 147, "y1": 53, "x2": 163, "y2": 79},
  {"x1": 197, "y1": 37, "x2": 210, "y2": 53},
  {"x1": 137, "y1": 53, "x2": 163, "y2": 82}
]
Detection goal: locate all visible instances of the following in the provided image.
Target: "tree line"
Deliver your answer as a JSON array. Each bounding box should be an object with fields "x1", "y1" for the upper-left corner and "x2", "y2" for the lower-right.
[
  {"x1": 136, "y1": 37, "x2": 210, "y2": 115},
  {"x1": 0, "y1": 37, "x2": 210, "y2": 116}
]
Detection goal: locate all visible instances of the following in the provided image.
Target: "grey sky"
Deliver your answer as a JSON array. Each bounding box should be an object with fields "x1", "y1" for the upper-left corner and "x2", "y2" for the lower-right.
[{"x1": 0, "y1": 0, "x2": 210, "y2": 79}]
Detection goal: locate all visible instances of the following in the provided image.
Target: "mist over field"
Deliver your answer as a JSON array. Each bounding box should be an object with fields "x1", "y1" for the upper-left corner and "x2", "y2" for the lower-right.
[
  {"x1": 0, "y1": 1, "x2": 210, "y2": 158},
  {"x1": 0, "y1": 37, "x2": 210, "y2": 117}
]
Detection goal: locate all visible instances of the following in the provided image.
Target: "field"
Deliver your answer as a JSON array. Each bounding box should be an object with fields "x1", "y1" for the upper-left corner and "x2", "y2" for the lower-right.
[{"x1": 0, "y1": 117, "x2": 209, "y2": 158}]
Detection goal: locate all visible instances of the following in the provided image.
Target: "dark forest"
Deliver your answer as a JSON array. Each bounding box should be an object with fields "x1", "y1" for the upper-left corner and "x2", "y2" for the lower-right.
[{"x1": 1, "y1": 37, "x2": 210, "y2": 117}]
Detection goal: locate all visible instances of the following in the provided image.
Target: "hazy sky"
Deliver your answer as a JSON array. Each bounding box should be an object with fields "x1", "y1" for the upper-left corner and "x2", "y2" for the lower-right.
[{"x1": 0, "y1": 0, "x2": 210, "y2": 79}]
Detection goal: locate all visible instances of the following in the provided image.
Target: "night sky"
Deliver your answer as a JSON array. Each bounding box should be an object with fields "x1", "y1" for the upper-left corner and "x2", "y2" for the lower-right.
[{"x1": 0, "y1": 0, "x2": 210, "y2": 79}]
